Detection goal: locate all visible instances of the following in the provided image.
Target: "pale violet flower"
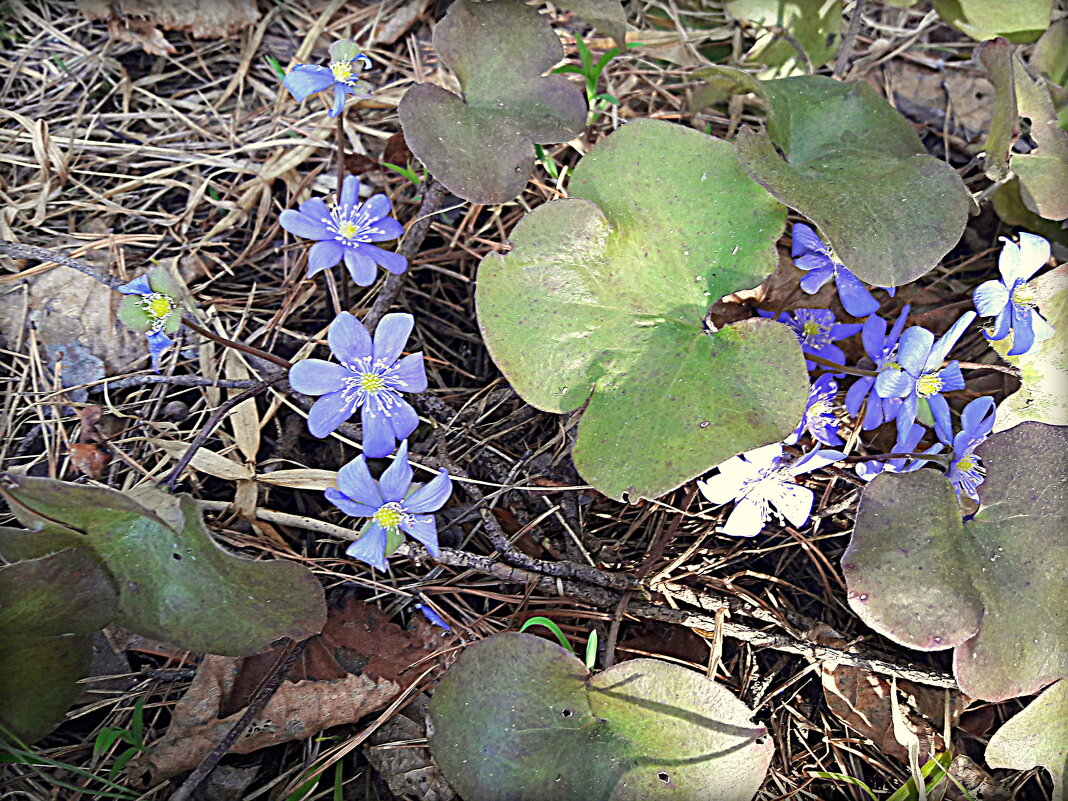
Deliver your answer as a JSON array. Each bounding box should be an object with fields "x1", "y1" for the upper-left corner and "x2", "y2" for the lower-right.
[
  {"x1": 697, "y1": 444, "x2": 844, "y2": 537},
  {"x1": 282, "y1": 41, "x2": 373, "y2": 118},
  {"x1": 973, "y1": 233, "x2": 1054, "y2": 356}
]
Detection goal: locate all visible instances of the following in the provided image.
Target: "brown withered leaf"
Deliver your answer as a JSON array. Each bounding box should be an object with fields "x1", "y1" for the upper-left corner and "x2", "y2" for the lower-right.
[
  {"x1": 811, "y1": 625, "x2": 968, "y2": 764},
  {"x1": 364, "y1": 696, "x2": 455, "y2": 801},
  {"x1": 78, "y1": 0, "x2": 259, "y2": 56},
  {"x1": 68, "y1": 443, "x2": 112, "y2": 480},
  {"x1": 129, "y1": 597, "x2": 450, "y2": 785}
]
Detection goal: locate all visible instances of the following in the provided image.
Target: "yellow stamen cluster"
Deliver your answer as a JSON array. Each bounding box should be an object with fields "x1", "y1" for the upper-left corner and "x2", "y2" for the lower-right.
[
  {"x1": 372, "y1": 502, "x2": 404, "y2": 530},
  {"x1": 359, "y1": 372, "x2": 385, "y2": 394},
  {"x1": 140, "y1": 293, "x2": 175, "y2": 326},
  {"x1": 802, "y1": 320, "x2": 821, "y2": 338},
  {"x1": 916, "y1": 373, "x2": 942, "y2": 398},
  {"x1": 330, "y1": 60, "x2": 354, "y2": 82},
  {"x1": 1011, "y1": 281, "x2": 1036, "y2": 309},
  {"x1": 337, "y1": 221, "x2": 359, "y2": 240}
]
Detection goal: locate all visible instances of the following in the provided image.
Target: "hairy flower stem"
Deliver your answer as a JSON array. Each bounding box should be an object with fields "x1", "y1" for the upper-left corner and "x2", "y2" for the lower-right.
[
  {"x1": 806, "y1": 352, "x2": 878, "y2": 377},
  {"x1": 847, "y1": 451, "x2": 952, "y2": 469}
]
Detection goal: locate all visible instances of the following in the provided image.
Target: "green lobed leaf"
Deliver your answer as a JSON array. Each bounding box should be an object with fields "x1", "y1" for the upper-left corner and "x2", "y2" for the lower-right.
[
  {"x1": 977, "y1": 38, "x2": 1018, "y2": 182},
  {"x1": 0, "y1": 547, "x2": 118, "y2": 742},
  {"x1": 397, "y1": 0, "x2": 586, "y2": 204},
  {"x1": 476, "y1": 118, "x2": 806, "y2": 500},
  {"x1": 1012, "y1": 52, "x2": 1068, "y2": 222},
  {"x1": 930, "y1": 0, "x2": 1052, "y2": 43},
  {"x1": 842, "y1": 422, "x2": 1068, "y2": 701},
  {"x1": 1032, "y1": 19, "x2": 1068, "y2": 87},
  {"x1": 0, "y1": 475, "x2": 326, "y2": 656},
  {"x1": 990, "y1": 264, "x2": 1068, "y2": 430},
  {"x1": 427, "y1": 632, "x2": 773, "y2": 801},
  {"x1": 985, "y1": 679, "x2": 1068, "y2": 799},
  {"x1": 704, "y1": 69, "x2": 971, "y2": 286}
]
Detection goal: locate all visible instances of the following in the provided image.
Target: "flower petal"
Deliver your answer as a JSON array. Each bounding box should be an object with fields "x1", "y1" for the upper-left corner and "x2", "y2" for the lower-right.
[
  {"x1": 997, "y1": 237, "x2": 1023, "y2": 284},
  {"x1": 973, "y1": 279, "x2": 1009, "y2": 317},
  {"x1": 770, "y1": 483, "x2": 814, "y2": 528},
  {"x1": 860, "y1": 314, "x2": 887, "y2": 361},
  {"x1": 283, "y1": 65, "x2": 335, "y2": 101},
  {"x1": 345, "y1": 524, "x2": 389, "y2": 571},
  {"x1": 1030, "y1": 309, "x2": 1055, "y2": 343},
  {"x1": 985, "y1": 307, "x2": 1012, "y2": 341},
  {"x1": 391, "y1": 352, "x2": 427, "y2": 393},
  {"x1": 894, "y1": 394, "x2": 919, "y2": 438},
  {"x1": 960, "y1": 396, "x2": 997, "y2": 440},
  {"x1": 886, "y1": 304, "x2": 911, "y2": 348},
  {"x1": 379, "y1": 440, "x2": 413, "y2": 502},
  {"x1": 697, "y1": 466, "x2": 749, "y2": 505},
  {"x1": 875, "y1": 368, "x2": 913, "y2": 399},
  {"x1": 929, "y1": 393, "x2": 953, "y2": 444},
  {"x1": 791, "y1": 223, "x2": 826, "y2": 257},
  {"x1": 336, "y1": 455, "x2": 383, "y2": 507},
  {"x1": 744, "y1": 443, "x2": 783, "y2": 470},
  {"x1": 720, "y1": 497, "x2": 766, "y2": 537},
  {"x1": 789, "y1": 449, "x2": 844, "y2": 475},
  {"x1": 329, "y1": 83, "x2": 347, "y2": 118},
  {"x1": 306, "y1": 240, "x2": 344, "y2": 277},
  {"x1": 361, "y1": 194, "x2": 394, "y2": 222},
  {"x1": 799, "y1": 266, "x2": 834, "y2": 293},
  {"x1": 361, "y1": 405, "x2": 396, "y2": 459},
  {"x1": 340, "y1": 175, "x2": 361, "y2": 209},
  {"x1": 363, "y1": 243, "x2": 408, "y2": 275},
  {"x1": 324, "y1": 488, "x2": 378, "y2": 518},
  {"x1": 329, "y1": 311, "x2": 373, "y2": 366},
  {"x1": 117, "y1": 275, "x2": 153, "y2": 295},
  {"x1": 405, "y1": 470, "x2": 453, "y2": 513},
  {"x1": 937, "y1": 361, "x2": 965, "y2": 392},
  {"x1": 400, "y1": 514, "x2": 440, "y2": 556},
  {"x1": 896, "y1": 326, "x2": 934, "y2": 376},
  {"x1": 364, "y1": 216, "x2": 405, "y2": 242},
  {"x1": 388, "y1": 399, "x2": 420, "y2": 440},
  {"x1": 343, "y1": 247, "x2": 378, "y2": 286},
  {"x1": 373, "y1": 312, "x2": 414, "y2": 364},
  {"x1": 844, "y1": 376, "x2": 873, "y2": 416},
  {"x1": 298, "y1": 197, "x2": 331, "y2": 221},
  {"x1": 1007, "y1": 306, "x2": 1036, "y2": 356},
  {"x1": 1015, "y1": 232, "x2": 1051, "y2": 281},
  {"x1": 835, "y1": 268, "x2": 880, "y2": 317},
  {"x1": 288, "y1": 359, "x2": 349, "y2": 396},
  {"x1": 146, "y1": 329, "x2": 173, "y2": 373},
  {"x1": 925, "y1": 312, "x2": 975, "y2": 370},
  {"x1": 307, "y1": 391, "x2": 355, "y2": 438}
]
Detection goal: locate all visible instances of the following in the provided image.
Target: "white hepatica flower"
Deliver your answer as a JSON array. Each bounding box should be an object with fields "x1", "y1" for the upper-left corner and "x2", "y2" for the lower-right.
[{"x1": 697, "y1": 444, "x2": 844, "y2": 537}]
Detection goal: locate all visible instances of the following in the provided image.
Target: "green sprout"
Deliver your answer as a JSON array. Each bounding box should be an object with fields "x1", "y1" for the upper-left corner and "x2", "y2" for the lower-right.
[
  {"x1": 93, "y1": 697, "x2": 146, "y2": 779},
  {"x1": 552, "y1": 32, "x2": 641, "y2": 121},
  {"x1": 381, "y1": 160, "x2": 426, "y2": 186}
]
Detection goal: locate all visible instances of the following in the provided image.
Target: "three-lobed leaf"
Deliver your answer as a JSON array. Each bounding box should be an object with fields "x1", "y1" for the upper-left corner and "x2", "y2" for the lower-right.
[
  {"x1": 0, "y1": 474, "x2": 326, "y2": 657},
  {"x1": 398, "y1": 0, "x2": 586, "y2": 204},
  {"x1": 930, "y1": 0, "x2": 1053, "y2": 43},
  {"x1": 842, "y1": 422, "x2": 1068, "y2": 701},
  {"x1": 0, "y1": 547, "x2": 117, "y2": 742},
  {"x1": 701, "y1": 68, "x2": 972, "y2": 286},
  {"x1": 428, "y1": 632, "x2": 773, "y2": 801},
  {"x1": 477, "y1": 118, "x2": 807, "y2": 500}
]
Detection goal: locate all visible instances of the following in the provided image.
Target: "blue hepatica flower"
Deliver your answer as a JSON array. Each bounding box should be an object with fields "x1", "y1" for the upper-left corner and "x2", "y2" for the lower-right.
[
  {"x1": 288, "y1": 311, "x2": 426, "y2": 455},
  {"x1": 973, "y1": 232, "x2": 1054, "y2": 356},
  {"x1": 759, "y1": 308, "x2": 863, "y2": 371},
  {"x1": 280, "y1": 174, "x2": 406, "y2": 286},
  {"x1": 415, "y1": 603, "x2": 451, "y2": 631},
  {"x1": 786, "y1": 374, "x2": 844, "y2": 447},
  {"x1": 792, "y1": 223, "x2": 890, "y2": 317},
  {"x1": 116, "y1": 270, "x2": 182, "y2": 372},
  {"x1": 937, "y1": 395, "x2": 996, "y2": 502},
  {"x1": 873, "y1": 312, "x2": 976, "y2": 440},
  {"x1": 327, "y1": 440, "x2": 452, "y2": 571},
  {"x1": 282, "y1": 41, "x2": 373, "y2": 118},
  {"x1": 854, "y1": 423, "x2": 943, "y2": 482},
  {"x1": 844, "y1": 305, "x2": 911, "y2": 430},
  {"x1": 697, "y1": 444, "x2": 844, "y2": 537}
]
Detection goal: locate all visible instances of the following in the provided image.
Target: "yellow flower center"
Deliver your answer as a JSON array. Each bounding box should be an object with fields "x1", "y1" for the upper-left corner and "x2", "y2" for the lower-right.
[
  {"x1": 372, "y1": 502, "x2": 404, "y2": 530},
  {"x1": 140, "y1": 293, "x2": 174, "y2": 323},
  {"x1": 916, "y1": 373, "x2": 942, "y2": 398},
  {"x1": 337, "y1": 221, "x2": 359, "y2": 240},
  {"x1": 330, "y1": 60, "x2": 353, "y2": 82},
  {"x1": 1011, "y1": 281, "x2": 1036, "y2": 308},
  {"x1": 957, "y1": 453, "x2": 977, "y2": 473},
  {"x1": 883, "y1": 360, "x2": 902, "y2": 371},
  {"x1": 359, "y1": 372, "x2": 385, "y2": 394},
  {"x1": 802, "y1": 320, "x2": 821, "y2": 338}
]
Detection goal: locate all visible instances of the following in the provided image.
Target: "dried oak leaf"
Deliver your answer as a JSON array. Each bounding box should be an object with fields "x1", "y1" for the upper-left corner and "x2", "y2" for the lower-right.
[
  {"x1": 78, "y1": 0, "x2": 260, "y2": 56},
  {"x1": 129, "y1": 598, "x2": 448, "y2": 785}
]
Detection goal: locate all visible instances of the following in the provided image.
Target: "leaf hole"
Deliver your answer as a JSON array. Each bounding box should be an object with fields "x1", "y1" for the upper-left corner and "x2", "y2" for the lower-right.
[
  {"x1": 657, "y1": 771, "x2": 670, "y2": 783},
  {"x1": 561, "y1": 708, "x2": 573, "y2": 718},
  {"x1": 172, "y1": 553, "x2": 182, "y2": 560}
]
